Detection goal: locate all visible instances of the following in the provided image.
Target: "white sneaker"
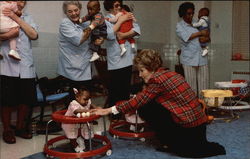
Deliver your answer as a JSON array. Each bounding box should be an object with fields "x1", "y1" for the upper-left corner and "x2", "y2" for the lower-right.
[
  {"x1": 90, "y1": 52, "x2": 100, "y2": 62},
  {"x1": 131, "y1": 43, "x2": 135, "y2": 49},
  {"x1": 129, "y1": 125, "x2": 136, "y2": 132},
  {"x1": 75, "y1": 146, "x2": 84, "y2": 153},
  {"x1": 8, "y1": 50, "x2": 21, "y2": 61},
  {"x1": 120, "y1": 44, "x2": 127, "y2": 56},
  {"x1": 131, "y1": 43, "x2": 137, "y2": 53},
  {"x1": 76, "y1": 137, "x2": 86, "y2": 150},
  {"x1": 202, "y1": 49, "x2": 208, "y2": 56},
  {"x1": 132, "y1": 46, "x2": 137, "y2": 54},
  {"x1": 121, "y1": 48, "x2": 127, "y2": 56},
  {"x1": 139, "y1": 127, "x2": 144, "y2": 132}
]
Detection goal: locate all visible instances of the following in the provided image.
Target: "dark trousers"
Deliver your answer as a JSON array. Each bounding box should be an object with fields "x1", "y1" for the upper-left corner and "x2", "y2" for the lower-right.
[
  {"x1": 90, "y1": 23, "x2": 107, "y2": 52},
  {"x1": 108, "y1": 66, "x2": 132, "y2": 107},
  {"x1": 0, "y1": 76, "x2": 36, "y2": 131},
  {"x1": 138, "y1": 100, "x2": 226, "y2": 158}
]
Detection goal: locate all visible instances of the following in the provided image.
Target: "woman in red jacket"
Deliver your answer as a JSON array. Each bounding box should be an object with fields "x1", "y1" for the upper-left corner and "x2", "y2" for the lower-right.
[{"x1": 91, "y1": 49, "x2": 225, "y2": 158}]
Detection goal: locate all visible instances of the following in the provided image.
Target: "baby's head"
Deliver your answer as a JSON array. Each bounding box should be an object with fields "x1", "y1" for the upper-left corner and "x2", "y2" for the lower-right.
[
  {"x1": 87, "y1": 0, "x2": 100, "y2": 16},
  {"x1": 122, "y1": 4, "x2": 131, "y2": 12},
  {"x1": 198, "y1": 7, "x2": 209, "y2": 19},
  {"x1": 73, "y1": 86, "x2": 90, "y2": 106}
]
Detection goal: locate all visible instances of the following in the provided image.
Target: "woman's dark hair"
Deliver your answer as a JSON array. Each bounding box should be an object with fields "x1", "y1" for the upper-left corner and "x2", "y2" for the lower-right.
[
  {"x1": 70, "y1": 86, "x2": 89, "y2": 101},
  {"x1": 103, "y1": 0, "x2": 122, "y2": 11},
  {"x1": 178, "y1": 2, "x2": 195, "y2": 18}
]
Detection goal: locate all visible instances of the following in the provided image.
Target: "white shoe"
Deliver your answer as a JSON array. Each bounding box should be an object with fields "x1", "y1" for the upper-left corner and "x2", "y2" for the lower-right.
[
  {"x1": 131, "y1": 43, "x2": 135, "y2": 49},
  {"x1": 76, "y1": 137, "x2": 86, "y2": 150},
  {"x1": 120, "y1": 44, "x2": 127, "y2": 56},
  {"x1": 90, "y1": 52, "x2": 100, "y2": 62},
  {"x1": 131, "y1": 43, "x2": 137, "y2": 54},
  {"x1": 75, "y1": 146, "x2": 84, "y2": 153},
  {"x1": 132, "y1": 47, "x2": 137, "y2": 54},
  {"x1": 139, "y1": 127, "x2": 144, "y2": 132},
  {"x1": 202, "y1": 49, "x2": 208, "y2": 56},
  {"x1": 129, "y1": 125, "x2": 136, "y2": 132},
  {"x1": 121, "y1": 48, "x2": 127, "y2": 56},
  {"x1": 8, "y1": 50, "x2": 21, "y2": 60}
]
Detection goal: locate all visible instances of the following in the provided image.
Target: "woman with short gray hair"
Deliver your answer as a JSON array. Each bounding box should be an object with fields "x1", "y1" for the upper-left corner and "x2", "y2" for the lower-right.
[
  {"x1": 57, "y1": 1, "x2": 103, "y2": 99},
  {"x1": 62, "y1": 1, "x2": 82, "y2": 14}
]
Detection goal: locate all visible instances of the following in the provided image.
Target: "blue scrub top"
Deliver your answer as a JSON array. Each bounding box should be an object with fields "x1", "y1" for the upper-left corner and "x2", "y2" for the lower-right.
[
  {"x1": 0, "y1": 12, "x2": 38, "y2": 78},
  {"x1": 57, "y1": 18, "x2": 92, "y2": 81},
  {"x1": 105, "y1": 13, "x2": 141, "y2": 70},
  {"x1": 176, "y1": 20, "x2": 208, "y2": 66}
]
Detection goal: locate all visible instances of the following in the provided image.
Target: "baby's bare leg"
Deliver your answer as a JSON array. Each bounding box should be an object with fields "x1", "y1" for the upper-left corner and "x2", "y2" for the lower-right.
[
  {"x1": 199, "y1": 36, "x2": 210, "y2": 44},
  {"x1": 9, "y1": 38, "x2": 17, "y2": 51}
]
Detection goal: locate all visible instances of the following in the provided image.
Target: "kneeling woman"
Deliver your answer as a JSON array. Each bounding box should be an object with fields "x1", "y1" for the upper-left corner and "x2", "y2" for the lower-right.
[{"x1": 91, "y1": 49, "x2": 226, "y2": 158}]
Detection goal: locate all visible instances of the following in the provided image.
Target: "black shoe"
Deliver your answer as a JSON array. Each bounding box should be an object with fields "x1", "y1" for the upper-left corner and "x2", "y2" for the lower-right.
[
  {"x1": 3, "y1": 130, "x2": 16, "y2": 144},
  {"x1": 15, "y1": 129, "x2": 32, "y2": 139},
  {"x1": 92, "y1": 120, "x2": 98, "y2": 125},
  {"x1": 155, "y1": 145, "x2": 169, "y2": 152},
  {"x1": 177, "y1": 142, "x2": 226, "y2": 158}
]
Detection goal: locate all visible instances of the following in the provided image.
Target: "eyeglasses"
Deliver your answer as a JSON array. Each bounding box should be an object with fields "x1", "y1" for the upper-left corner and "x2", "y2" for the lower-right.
[{"x1": 114, "y1": 4, "x2": 121, "y2": 8}]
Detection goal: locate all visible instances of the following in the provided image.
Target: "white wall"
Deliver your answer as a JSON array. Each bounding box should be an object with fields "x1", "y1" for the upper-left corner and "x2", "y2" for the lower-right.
[{"x1": 26, "y1": 1, "x2": 88, "y2": 33}]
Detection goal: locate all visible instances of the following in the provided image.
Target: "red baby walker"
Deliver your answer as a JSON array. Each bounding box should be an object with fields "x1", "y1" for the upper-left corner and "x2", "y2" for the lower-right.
[
  {"x1": 109, "y1": 101, "x2": 155, "y2": 142},
  {"x1": 44, "y1": 110, "x2": 112, "y2": 159}
]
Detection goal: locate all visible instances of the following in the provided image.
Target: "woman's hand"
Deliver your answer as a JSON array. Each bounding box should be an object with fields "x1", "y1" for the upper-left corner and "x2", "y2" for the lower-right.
[
  {"x1": 90, "y1": 108, "x2": 112, "y2": 116},
  {"x1": 199, "y1": 36, "x2": 210, "y2": 43},
  {"x1": 80, "y1": 28, "x2": 91, "y2": 43},
  {"x1": 189, "y1": 29, "x2": 209, "y2": 41},
  {"x1": 94, "y1": 37, "x2": 104, "y2": 46},
  {"x1": 117, "y1": 12, "x2": 133, "y2": 24},
  {"x1": 117, "y1": 30, "x2": 137, "y2": 40},
  {"x1": 200, "y1": 29, "x2": 209, "y2": 37},
  {"x1": 2, "y1": 8, "x2": 18, "y2": 21},
  {"x1": 113, "y1": 12, "x2": 134, "y2": 33}
]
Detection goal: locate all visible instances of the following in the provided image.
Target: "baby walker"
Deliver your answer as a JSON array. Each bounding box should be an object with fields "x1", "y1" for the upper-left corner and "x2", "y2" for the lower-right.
[
  {"x1": 215, "y1": 80, "x2": 250, "y2": 110},
  {"x1": 202, "y1": 89, "x2": 239, "y2": 122},
  {"x1": 109, "y1": 101, "x2": 155, "y2": 142},
  {"x1": 44, "y1": 110, "x2": 112, "y2": 159}
]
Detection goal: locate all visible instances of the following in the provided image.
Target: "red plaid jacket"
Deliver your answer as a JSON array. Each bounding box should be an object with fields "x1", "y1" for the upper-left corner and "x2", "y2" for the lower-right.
[{"x1": 116, "y1": 68, "x2": 207, "y2": 128}]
